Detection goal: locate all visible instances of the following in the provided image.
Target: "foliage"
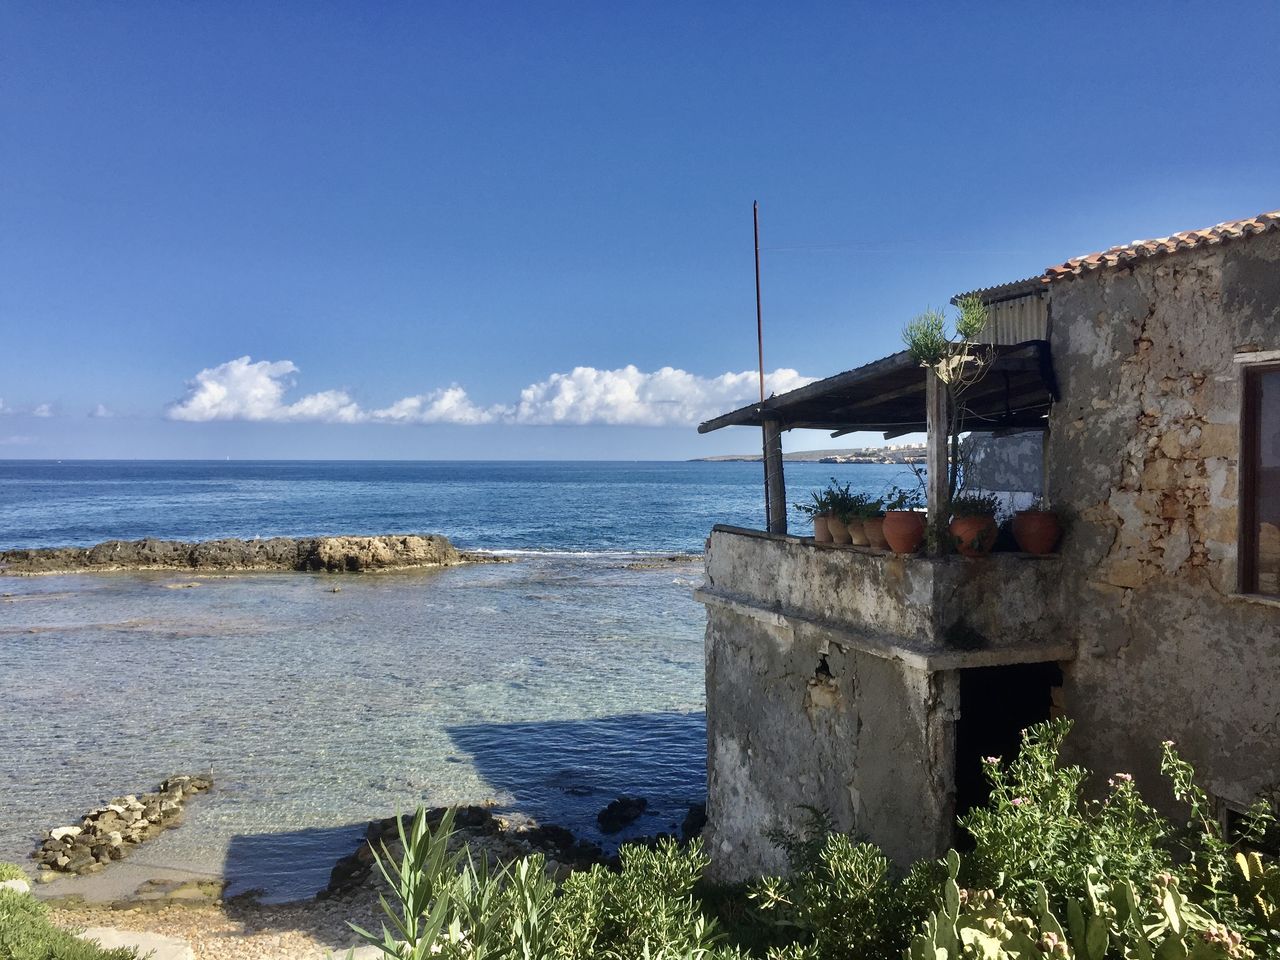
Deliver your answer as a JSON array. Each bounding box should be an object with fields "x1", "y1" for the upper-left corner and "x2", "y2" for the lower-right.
[
  {"x1": 554, "y1": 839, "x2": 737, "y2": 959},
  {"x1": 795, "y1": 480, "x2": 881, "y2": 523},
  {"x1": 340, "y1": 729, "x2": 1280, "y2": 960},
  {"x1": 902, "y1": 309, "x2": 949, "y2": 367},
  {"x1": 900, "y1": 297, "x2": 993, "y2": 503},
  {"x1": 0, "y1": 889, "x2": 137, "y2": 960},
  {"x1": 961, "y1": 719, "x2": 1175, "y2": 912},
  {"x1": 346, "y1": 809, "x2": 738, "y2": 960},
  {"x1": 793, "y1": 489, "x2": 830, "y2": 519},
  {"x1": 753, "y1": 834, "x2": 941, "y2": 959},
  {"x1": 882, "y1": 485, "x2": 924, "y2": 512},
  {"x1": 907, "y1": 850, "x2": 1251, "y2": 960},
  {"x1": 950, "y1": 491, "x2": 1001, "y2": 518},
  {"x1": 763, "y1": 807, "x2": 836, "y2": 874},
  {"x1": 0, "y1": 866, "x2": 25, "y2": 884}
]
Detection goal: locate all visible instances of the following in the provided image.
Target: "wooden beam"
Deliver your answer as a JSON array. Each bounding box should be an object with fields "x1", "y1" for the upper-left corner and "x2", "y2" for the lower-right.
[
  {"x1": 763, "y1": 417, "x2": 787, "y2": 534},
  {"x1": 925, "y1": 370, "x2": 949, "y2": 554}
]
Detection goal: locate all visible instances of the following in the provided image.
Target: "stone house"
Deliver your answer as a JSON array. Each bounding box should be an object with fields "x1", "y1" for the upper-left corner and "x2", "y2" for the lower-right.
[{"x1": 695, "y1": 209, "x2": 1280, "y2": 881}]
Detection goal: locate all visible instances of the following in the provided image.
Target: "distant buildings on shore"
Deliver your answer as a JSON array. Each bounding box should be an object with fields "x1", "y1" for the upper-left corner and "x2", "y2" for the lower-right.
[{"x1": 816, "y1": 444, "x2": 925, "y2": 465}]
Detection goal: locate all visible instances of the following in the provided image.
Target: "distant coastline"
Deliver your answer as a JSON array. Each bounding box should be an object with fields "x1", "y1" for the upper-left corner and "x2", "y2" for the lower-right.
[{"x1": 691, "y1": 444, "x2": 925, "y2": 464}]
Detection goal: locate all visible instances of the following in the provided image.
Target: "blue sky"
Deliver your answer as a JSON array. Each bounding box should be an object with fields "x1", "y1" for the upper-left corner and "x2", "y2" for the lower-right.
[{"x1": 2, "y1": 2, "x2": 1278, "y2": 460}]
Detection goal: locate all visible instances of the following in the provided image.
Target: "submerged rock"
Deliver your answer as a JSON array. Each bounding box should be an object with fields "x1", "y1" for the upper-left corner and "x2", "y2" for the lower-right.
[
  {"x1": 0, "y1": 534, "x2": 467, "y2": 575},
  {"x1": 596, "y1": 796, "x2": 647, "y2": 833}
]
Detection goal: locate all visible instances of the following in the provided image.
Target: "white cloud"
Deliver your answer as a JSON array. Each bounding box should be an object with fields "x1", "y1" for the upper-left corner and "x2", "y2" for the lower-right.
[
  {"x1": 371, "y1": 387, "x2": 507, "y2": 425},
  {"x1": 513, "y1": 365, "x2": 812, "y2": 426},
  {"x1": 168, "y1": 357, "x2": 815, "y2": 428},
  {"x1": 89, "y1": 404, "x2": 113, "y2": 418},
  {"x1": 168, "y1": 357, "x2": 362, "y2": 423},
  {"x1": 32, "y1": 403, "x2": 53, "y2": 418}
]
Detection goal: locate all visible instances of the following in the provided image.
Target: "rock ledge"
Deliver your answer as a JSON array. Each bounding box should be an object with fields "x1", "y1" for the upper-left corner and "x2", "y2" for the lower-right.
[{"x1": 1, "y1": 535, "x2": 467, "y2": 575}]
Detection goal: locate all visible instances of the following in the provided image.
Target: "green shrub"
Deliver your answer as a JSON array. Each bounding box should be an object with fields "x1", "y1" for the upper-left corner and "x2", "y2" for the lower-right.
[
  {"x1": 752, "y1": 834, "x2": 940, "y2": 959},
  {"x1": 343, "y1": 727, "x2": 1280, "y2": 959},
  {"x1": 0, "y1": 866, "x2": 26, "y2": 884},
  {"x1": 346, "y1": 806, "x2": 739, "y2": 960},
  {"x1": 0, "y1": 890, "x2": 136, "y2": 960},
  {"x1": 961, "y1": 718, "x2": 1175, "y2": 911}
]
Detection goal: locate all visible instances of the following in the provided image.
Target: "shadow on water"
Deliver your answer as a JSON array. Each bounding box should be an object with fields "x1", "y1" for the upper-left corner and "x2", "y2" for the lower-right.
[
  {"x1": 445, "y1": 710, "x2": 707, "y2": 847},
  {"x1": 223, "y1": 822, "x2": 368, "y2": 902},
  {"x1": 220, "y1": 710, "x2": 706, "y2": 904}
]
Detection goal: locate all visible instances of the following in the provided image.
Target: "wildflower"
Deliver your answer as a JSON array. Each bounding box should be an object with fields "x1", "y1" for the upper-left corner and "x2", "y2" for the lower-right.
[
  {"x1": 1011, "y1": 797, "x2": 1029, "y2": 807},
  {"x1": 982, "y1": 756, "x2": 1000, "y2": 764}
]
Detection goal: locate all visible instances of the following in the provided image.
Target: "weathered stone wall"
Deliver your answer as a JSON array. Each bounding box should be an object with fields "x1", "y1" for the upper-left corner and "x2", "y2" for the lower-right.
[
  {"x1": 703, "y1": 526, "x2": 1066, "y2": 656},
  {"x1": 1046, "y1": 231, "x2": 1280, "y2": 807},
  {"x1": 703, "y1": 600, "x2": 957, "y2": 880},
  {"x1": 699, "y1": 527, "x2": 1070, "y2": 879}
]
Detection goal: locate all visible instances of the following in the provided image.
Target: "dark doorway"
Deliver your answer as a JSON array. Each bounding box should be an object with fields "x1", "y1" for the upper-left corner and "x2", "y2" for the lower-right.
[{"x1": 954, "y1": 662, "x2": 1063, "y2": 823}]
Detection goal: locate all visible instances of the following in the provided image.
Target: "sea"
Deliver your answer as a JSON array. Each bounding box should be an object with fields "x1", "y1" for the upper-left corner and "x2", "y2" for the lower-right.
[{"x1": 0, "y1": 459, "x2": 910, "y2": 901}]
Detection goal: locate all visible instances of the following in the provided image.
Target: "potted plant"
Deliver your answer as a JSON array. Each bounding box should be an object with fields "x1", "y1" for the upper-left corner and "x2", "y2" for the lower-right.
[
  {"x1": 795, "y1": 490, "x2": 833, "y2": 543},
  {"x1": 950, "y1": 491, "x2": 1001, "y2": 557},
  {"x1": 1012, "y1": 498, "x2": 1062, "y2": 555},
  {"x1": 843, "y1": 492, "x2": 876, "y2": 547},
  {"x1": 882, "y1": 485, "x2": 927, "y2": 554},
  {"x1": 823, "y1": 479, "x2": 854, "y2": 545}
]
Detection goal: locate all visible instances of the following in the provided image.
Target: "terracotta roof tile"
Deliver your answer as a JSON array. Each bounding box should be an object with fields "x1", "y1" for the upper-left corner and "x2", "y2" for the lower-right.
[{"x1": 1045, "y1": 209, "x2": 1280, "y2": 279}]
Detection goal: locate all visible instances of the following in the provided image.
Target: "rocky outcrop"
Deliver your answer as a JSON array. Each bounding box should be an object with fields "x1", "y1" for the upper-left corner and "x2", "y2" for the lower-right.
[
  {"x1": 596, "y1": 796, "x2": 647, "y2": 833},
  {"x1": 323, "y1": 806, "x2": 606, "y2": 897},
  {"x1": 33, "y1": 775, "x2": 213, "y2": 878},
  {"x1": 0, "y1": 535, "x2": 467, "y2": 575}
]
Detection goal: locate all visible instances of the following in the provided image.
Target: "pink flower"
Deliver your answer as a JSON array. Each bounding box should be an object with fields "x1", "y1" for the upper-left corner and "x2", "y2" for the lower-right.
[
  {"x1": 982, "y1": 756, "x2": 1000, "y2": 765},
  {"x1": 1011, "y1": 797, "x2": 1029, "y2": 807}
]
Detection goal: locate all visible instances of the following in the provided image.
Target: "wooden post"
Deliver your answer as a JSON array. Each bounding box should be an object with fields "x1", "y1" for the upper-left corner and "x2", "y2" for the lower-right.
[
  {"x1": 763, "y1": 417, "x2": 787, "y2": 534},
  {"x1": 925, "y1": 370, "x2": 950, "y2": 553}
]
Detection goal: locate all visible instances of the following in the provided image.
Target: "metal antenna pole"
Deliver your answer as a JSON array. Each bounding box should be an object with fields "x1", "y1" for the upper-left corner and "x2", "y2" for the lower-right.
[
  {"x1": 754, "y1": 201, "x2": 785, "y2": 533},
  {"x1": 754, "y1": 201, "x2": 765, "y2": 404}
]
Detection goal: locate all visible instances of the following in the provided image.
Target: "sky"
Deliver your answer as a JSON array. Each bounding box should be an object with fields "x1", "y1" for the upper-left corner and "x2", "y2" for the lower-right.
[{"x1": 2, "y1": 2, "x2": 1279, "y2": 460}]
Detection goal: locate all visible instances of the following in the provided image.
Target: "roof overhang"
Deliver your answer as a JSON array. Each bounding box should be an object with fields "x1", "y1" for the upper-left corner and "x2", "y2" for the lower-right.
[{"x1": 698, "y1": 340, "x2": 1057, "y2": 438}]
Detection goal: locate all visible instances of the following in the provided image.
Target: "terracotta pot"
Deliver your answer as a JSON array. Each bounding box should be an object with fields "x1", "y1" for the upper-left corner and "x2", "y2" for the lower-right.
[
  {"x1": 826, "y1": 515, "x2": 851, "y2": 544},
  {"x1": 950, "y1": 515, "x2": 998, "y2": 557},
  {"x1": 863, "y1": 516, "x2": 889, "y2": 551},
  {"x1": 883, "y1": 510, "x2": 926, "y2": 555},
  {"x1": 847, "y1": 518, "x2": 869, "y2": 547},
  {"x1": 813, "y1": 514, "x2": 832, "y2": 543},
  {"x1": 1012, "y1": 510, "x2": 1061, "y2": 555}
]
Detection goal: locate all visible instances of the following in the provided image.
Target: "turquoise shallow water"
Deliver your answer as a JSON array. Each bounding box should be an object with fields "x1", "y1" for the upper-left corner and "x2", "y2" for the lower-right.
[{"x1": 0, "y1": 460, "x2": 914, "y2": 900}]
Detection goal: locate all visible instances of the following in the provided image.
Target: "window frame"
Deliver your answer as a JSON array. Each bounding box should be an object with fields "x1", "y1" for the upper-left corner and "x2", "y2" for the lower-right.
[{"x1": 1238, "y1": 360, "x2": 1280, "y2": 596}]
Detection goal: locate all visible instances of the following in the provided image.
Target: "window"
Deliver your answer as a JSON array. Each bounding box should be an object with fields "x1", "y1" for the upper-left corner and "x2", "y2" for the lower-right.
[{"x1": 1241, "y1": 365, "x2": 1280, "y2": 595}]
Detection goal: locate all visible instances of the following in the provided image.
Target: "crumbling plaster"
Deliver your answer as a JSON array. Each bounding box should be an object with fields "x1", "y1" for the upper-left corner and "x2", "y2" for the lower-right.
[
  {"x1": 1046, "y1": 232, "x2": 1280, "y2": 807},
  {"x1": 703, "y1": 602, "x2": 958, "y2": 881},
  {"x1": 699, "y1": 526, "x2": 1069, "y2": 879}
]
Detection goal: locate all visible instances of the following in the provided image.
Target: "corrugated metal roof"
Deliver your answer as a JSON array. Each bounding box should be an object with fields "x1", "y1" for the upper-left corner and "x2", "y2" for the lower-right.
[
  {"x1": 950, "y1": 276, "x2": 1047, "y2": 305},
  {"x1": 697, "y1": 341, "x2": 1056, "y2": 436}
]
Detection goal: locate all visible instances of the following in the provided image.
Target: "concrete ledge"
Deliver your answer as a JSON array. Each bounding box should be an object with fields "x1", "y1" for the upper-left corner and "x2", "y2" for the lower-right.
[
  {"x1": 694, "y1": 585, "x2": 1075, "y2": 671},
  {"x1": 703, "y1": 525, "x2": 1070, "y2": 657}
]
